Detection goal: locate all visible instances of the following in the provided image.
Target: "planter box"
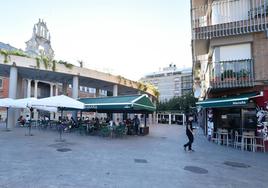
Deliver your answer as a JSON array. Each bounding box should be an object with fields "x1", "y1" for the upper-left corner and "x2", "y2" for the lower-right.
[{"x1": 140, "y1": 127, "x2": 149, "y2": 135}]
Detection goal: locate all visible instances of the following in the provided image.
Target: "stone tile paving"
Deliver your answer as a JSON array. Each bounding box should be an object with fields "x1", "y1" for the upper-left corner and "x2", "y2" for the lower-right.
[{"x1": 0, "y1": 124, "x2": 267, "y2": 188}]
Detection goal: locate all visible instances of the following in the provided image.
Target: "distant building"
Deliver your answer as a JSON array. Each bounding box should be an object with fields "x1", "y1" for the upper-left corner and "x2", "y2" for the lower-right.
[
  {"x1": 25, "y1": 19, "x2": 54, "y2": 59},
  {"x1": 140, "y1": 64, "x2": 192, "y2": 102}
]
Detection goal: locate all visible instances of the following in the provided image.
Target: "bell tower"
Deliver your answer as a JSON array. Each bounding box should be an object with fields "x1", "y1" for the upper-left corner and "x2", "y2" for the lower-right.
[{"x1": 25, "y1": 19, "x2": 54, "y2": 60}]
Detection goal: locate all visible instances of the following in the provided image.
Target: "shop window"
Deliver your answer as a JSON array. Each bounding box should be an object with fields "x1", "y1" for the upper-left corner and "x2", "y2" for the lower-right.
[
  {"x1": 215, "y1": 108, "x2": 241, "y2": 130},
  {"x1": 242, "y1": 109, "x2": 257, "y2": 131},
  {"x1": 0, "y1": 78, "x2": 2, "y2": 89}
]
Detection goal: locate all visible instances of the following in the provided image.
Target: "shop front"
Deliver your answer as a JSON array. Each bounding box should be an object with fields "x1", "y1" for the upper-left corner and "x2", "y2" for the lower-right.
[{"x1": 196, "y1": 92, "x2": 268, "y2": 152}]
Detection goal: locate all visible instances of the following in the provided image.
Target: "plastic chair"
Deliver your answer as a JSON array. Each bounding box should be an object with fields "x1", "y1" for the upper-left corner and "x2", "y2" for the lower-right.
[
  {"x1": 234, "y1": 131, "x2": 242, "y2": 149},
  {"x1": 254, "y1": 136, "x2": 266, "y2": 152}
]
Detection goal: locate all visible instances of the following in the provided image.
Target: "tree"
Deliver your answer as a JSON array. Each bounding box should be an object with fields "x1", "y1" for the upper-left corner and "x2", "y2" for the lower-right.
[{"x1": 156, "y1": 92, "x2": 197, "y2": 114}]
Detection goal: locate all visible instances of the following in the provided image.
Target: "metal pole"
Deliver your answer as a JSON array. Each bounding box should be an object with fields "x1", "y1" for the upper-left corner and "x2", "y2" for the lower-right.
[{"x1": 6, "y1": 107, "x2": 8, "y2": 129}]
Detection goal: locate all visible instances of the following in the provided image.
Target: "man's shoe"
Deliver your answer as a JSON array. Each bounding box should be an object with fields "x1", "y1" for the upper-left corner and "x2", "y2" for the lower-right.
[
  {"x1": 183, "y1": 146, "x2": 186, "y2": 151},
  {"x1": 189, "y1": 149, "x2": 195, "y2": 152}
]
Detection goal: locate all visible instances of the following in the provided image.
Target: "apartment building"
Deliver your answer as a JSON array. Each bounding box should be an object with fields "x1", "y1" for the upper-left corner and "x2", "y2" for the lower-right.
[
  {"x1": 191, "y1": 0, "x2": 268, "y2": 138},
  {"x1": 140, "y1": 64, "x2": 192, "y2": 102}
]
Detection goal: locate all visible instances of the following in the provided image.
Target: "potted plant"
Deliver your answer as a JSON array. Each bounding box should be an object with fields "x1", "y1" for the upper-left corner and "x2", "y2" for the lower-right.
[
  {"x1": 238, "y1": 69, "x2": 249, "y2": 81},
  {"x1": 221, "y1": 70, "x2": 236, "y2": 81}
]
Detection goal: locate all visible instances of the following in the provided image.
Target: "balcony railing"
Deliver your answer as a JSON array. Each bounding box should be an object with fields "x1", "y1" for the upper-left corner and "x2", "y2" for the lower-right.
[
  {"x1": 192, "y1": 0, "x2": 268, "y2": 40},
  {"x1": 209, "y1": 59, "x2": 254, "y2": 89}
]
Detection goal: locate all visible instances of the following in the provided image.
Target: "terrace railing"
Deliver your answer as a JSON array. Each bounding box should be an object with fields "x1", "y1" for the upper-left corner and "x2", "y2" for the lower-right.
[
  {"x1": 192, "y1": 0, "x2": 268, "y2": 40},
  {"x1": 209, "y1": 59, "x2": 254, "y2": 89}
]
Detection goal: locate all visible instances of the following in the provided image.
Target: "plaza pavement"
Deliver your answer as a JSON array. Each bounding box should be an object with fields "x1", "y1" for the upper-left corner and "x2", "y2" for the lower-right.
[{"x1": 0, "y1": 123, "x2": 267, "y2": 188}]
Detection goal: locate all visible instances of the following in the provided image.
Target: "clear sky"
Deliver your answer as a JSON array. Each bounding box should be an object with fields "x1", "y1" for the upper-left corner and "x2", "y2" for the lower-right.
[{"x1": 0, "y1": 0, "x2": 191, "y2": 81}]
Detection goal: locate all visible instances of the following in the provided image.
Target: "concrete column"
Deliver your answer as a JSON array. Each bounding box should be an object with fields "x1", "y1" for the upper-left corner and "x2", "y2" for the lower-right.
[
  {"x1": 55, "y1": 84, "x2": 59, "y2": 96},
  {"x1": 72, "y1": 76, "x2": 79, "y2": 99},
  {"x1": 34, "y1": 80, "x2": 39, "y2": 98},
  {"x1": 169, "y1": 114, "x2": 172, "y2": 125},
  {"x1": 50, "y1": 83, "x2": 54, "y2": 97},
  {"x1": 33, "y1": 80, "x2": 39, "y2": 120},
  {"x1": 113, "y1": 85, "x2": 118, "y2": 97},
  {"x1": 27, "y1": 79, "x2": 31, "y2": 98},
  {"x1": 95, "y1": 88, "x2": 100, "y2": 98},
  {"x1": 7, "y1": 66, "x2": 18, "y2": 129},
  {"x1": 113, "y1": 85, "x2": 118, "y2": 121},
  {"x1": 72, "y1": 76, "x2": 79, "y2": 120}
]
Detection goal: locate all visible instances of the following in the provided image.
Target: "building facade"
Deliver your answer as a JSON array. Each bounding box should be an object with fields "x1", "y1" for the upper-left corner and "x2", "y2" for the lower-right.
[
  {"x1": 0, "y1": 20, "x2": 157, "y2": 127},
  {"x1": 191, "y1": 0, "x2": 268, "y2": 141},
  {"x1": 140, "y1": 64, "x2": 192, "y2": 102}
]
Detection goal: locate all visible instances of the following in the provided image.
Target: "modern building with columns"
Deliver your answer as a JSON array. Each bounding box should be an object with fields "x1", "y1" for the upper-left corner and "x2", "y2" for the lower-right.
[{"x1": 0, "y1": 20, "x2": 157, "y2": 128}]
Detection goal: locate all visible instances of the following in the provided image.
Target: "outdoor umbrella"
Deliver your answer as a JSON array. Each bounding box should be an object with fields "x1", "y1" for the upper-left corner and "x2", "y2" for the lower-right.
[
  {"x1": 30, "y1": 95, "x2": 85, "y2": 110},
  {"x1": 14, "y1": 98, "x2": 58, "y2": 112},
  {"x1": 14, "y1": 98, "x2": 57, "y2": 136},
  {"x1": 30, "y1": 95, "x2": 85, "y2": 141},
  {"x1": 0, "y1": 98, "x2": 25, "y2": 130}
]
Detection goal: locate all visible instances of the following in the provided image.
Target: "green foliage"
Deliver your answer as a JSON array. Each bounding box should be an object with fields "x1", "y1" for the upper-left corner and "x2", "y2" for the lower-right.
[
  {"x1": 8, "y1": 50, "x2": 29, "y2": 57},
  {"x1": 100, "y1": 126, "x2": 111, "y2": 137},
  {"x1": 0, "y1": 50, "x2": 30, "y2": 64},
  {"x1": 0, "y1": 50, "x2": 9, "y2": 63},
  {"x1": 239, "y1": 69, "x2": 249, "y2": 78},
  {"x1": 145, "y1": 83, "x2": 159, "y2": 98},
  {"x1": 35, "y1": 57, "x2": 40, "y2": 68},
  {"x1": 114, "y1": 125, "x2": 126, "y2": 137},
  {"x1": 58, "y1": 60, "x2": 74, "y2": 69},
  {"x1": 117, "y1": 75, "x2": 122, "y2": 83},
  {"x1": 157, "y1": 92, "x2": 197, "y2": 114},
  {"x1": 137, "y1": 82, "x2": 147, "y2": 91},
  {"x1": 42, "y1": 56, "x2": 50, "y2": 69},
  {"x1": 52, "y1": 60, "x2": 57, "y2": 71},
  {"x1": 221, "y1": 69, "x2": 236, "y2": 80}
]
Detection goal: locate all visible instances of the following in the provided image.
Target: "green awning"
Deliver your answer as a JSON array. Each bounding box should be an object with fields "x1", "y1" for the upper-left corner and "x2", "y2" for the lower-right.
[
  {"x1": 196, "y1": 93, "x2": 258, "y2": 108},
  {"x1": 79, "y1": 94, "x2": 156, "y2": 113}
]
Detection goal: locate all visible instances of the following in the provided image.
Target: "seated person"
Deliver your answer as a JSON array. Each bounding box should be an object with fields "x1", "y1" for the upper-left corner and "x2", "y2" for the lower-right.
[{"x1": 18, "y1": 115, "x2": 26, "y2": 126}]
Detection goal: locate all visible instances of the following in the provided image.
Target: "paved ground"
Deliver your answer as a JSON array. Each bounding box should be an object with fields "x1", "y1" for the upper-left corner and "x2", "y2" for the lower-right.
[{"x1": 0, "y1": 124, "x2": 267, "y2": 188}]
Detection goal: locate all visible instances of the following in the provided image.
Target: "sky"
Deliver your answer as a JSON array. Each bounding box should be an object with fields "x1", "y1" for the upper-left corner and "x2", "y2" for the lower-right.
[{"x1": 0, "y1": 0, "x2": 192, "y2": 81}]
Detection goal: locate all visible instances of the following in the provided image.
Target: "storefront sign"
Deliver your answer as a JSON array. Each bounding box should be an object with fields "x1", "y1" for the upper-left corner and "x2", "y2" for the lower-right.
[
  {"x1": 232, "y1": 101, "x2": 246, "y2": 105},
  {"x1": 221, "y1": 115, "x2": 227, "y2": 119},
  {"x1": 86, "y1": 105, "x2": 97, "y2": 109}
]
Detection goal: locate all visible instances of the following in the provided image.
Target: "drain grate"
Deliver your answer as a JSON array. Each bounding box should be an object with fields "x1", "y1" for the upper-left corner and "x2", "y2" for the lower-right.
[
  {"x1": 2, "y1": 129, "x2": 11, "y2": 132},
  {"x1": 184, "y1": 166, "x2": 208, "y2": 174},
  {"x1": 134, "y1": 159, "x2": 148, "y2": 163},
  {"x1": 48, "y1": 142, "x2": 75, "y2": 149},
  {"x1": 57, "y1": 148, "x2": 72, "y2": 152},
  {"x1": 223, "y1": 161, "x2": 250, "y2": 168}
]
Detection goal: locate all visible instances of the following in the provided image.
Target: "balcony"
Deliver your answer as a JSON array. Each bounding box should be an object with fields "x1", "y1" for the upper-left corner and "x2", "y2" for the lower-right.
[
  {"x1": 209, "y1": 59, "x2": 254, "y2": 89},
  {"x1": 192, "y1": 0, "x2": 268, "y2": 40}
]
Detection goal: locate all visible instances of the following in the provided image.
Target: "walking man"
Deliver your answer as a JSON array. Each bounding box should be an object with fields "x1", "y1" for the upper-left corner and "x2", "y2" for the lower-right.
[{"x1": 184, "y1": 115, "x2": 194, "y2": 152}]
